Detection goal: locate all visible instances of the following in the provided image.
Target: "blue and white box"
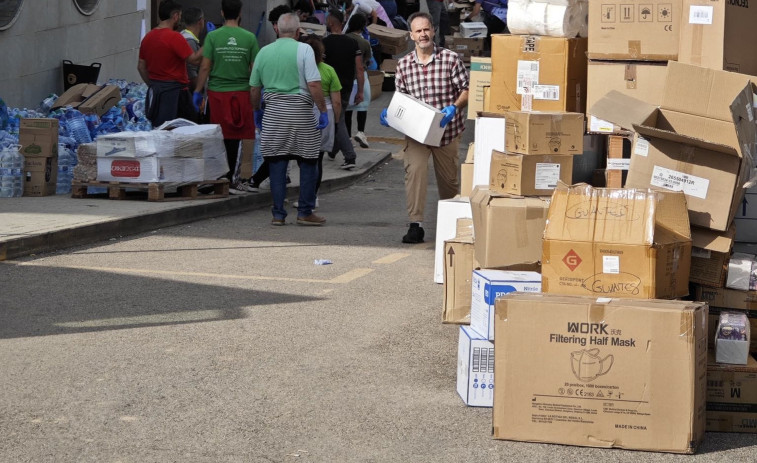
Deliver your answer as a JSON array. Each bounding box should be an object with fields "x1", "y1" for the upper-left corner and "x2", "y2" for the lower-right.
[
  {"x1": 457, "y1": 325, "x2": 495, "y2": 407},
  {"x1": 470, "y1": 269, "x2": 541, "y2": 340}
]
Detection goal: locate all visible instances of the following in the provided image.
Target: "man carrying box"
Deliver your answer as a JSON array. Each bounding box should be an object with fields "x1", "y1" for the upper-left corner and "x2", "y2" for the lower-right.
[{"x1": 380, "y1": 12, "x2": 469, "y2": 243}]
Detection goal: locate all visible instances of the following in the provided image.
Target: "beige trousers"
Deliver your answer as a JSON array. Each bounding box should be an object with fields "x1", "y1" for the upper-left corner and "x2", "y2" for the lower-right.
[{"x1": 403, "y1": 135, "x2": 461, "y2": 223}]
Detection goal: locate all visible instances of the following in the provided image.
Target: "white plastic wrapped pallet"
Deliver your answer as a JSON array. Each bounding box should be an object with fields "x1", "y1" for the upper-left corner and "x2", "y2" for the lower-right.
[{"x1": 507, "y1": 0, "x2": 587, "y2": 38}]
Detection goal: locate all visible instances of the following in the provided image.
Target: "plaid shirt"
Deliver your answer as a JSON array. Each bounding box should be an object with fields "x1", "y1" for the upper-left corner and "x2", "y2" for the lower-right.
[{"x1": 395, "y1": 45, "x2": 469, "y2": 146}]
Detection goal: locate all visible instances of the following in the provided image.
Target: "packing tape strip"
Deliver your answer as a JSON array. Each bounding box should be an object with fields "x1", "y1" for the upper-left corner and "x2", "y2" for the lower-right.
[
  {"x1": 588, "y1": 303, "x2": 605, "y2": 324},
  {"x1": 690, "y1": 22, "x2": 704, "y2": 66},
  {"x1": 627, "y1": 40, "x2": 642, "y2": 59},
  {"x1": 624, "y1": 63, "x2": 637, "y2": 90}
]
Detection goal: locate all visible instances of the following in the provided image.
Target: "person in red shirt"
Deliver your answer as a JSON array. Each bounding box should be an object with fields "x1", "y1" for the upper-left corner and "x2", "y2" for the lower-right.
[{"x1": 137, "y1": 0, "x2": 203, "y2": 127}]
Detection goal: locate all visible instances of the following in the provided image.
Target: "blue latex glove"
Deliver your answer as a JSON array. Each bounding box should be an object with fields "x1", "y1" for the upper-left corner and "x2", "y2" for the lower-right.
[
  {"x1": 440, "y1": 105, "x2": 456, "y2": 127},
  {"x1": 254, "y1": 109, "x2": 264, "y2": 129},
  {"x1": 192, "y1": 91, "x2": 203, "y2": 112},
  {"x1": 316, "y1": 111, "x2": 329, "y2": 130},
  {"x1": 206, "y1": 21, "x2": 216, "y2": 32},
  {"x1": 379, "y1": 108, "x2": 389, "y2": 127}
]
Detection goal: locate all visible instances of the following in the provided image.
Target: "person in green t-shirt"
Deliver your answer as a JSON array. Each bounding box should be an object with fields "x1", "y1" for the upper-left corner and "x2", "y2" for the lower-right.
[{"x1": 193, "y1": 0, "x2": 259, "y2": 194}]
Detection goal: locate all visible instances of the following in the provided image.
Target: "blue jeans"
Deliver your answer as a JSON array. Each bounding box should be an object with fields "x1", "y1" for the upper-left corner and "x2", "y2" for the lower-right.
[{"x1": 269, "y1": 157, "x2": 319, "y2": 219}]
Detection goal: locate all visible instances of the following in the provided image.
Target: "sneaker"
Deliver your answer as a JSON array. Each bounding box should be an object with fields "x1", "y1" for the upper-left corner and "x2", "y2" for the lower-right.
[
  {"x1": 235, "y1": 181, "x2": 258, "y2": 192},
  {"x1": 354, "y1": 131, "x2": 369, "y2": 148},
  {"x1": 271, "y1": 218, "x2": 285, "y2": 226},
  {"x1": 297, "y1": 214, "x2": 326, "y2": 226},
  {"x1": 402, "y1": 223, "x2": 425, "y2": 243},
  {"x1": 340, "y1": 161, "x2": 356, "y2": 170},
  {"x1": 229, "y1": 183, "x2": 249, "y2": 195}
]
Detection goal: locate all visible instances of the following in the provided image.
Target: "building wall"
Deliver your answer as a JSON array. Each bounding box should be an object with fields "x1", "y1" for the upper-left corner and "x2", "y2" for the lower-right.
[{"x1": 0, "y1": 0, "x2": 290, "y2": 109}]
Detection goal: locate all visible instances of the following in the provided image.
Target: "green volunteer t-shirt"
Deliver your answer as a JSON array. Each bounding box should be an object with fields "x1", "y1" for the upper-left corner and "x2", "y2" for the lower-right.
[
  {"x1": 318, "y1": 62, "x2": 342, "y2": 97},
  {"x1": 203, "y1": 26, "x2": 260, "y2": 92},
  {"x1": 250, "y1": 38, "x2": 320, "y2": 95}
]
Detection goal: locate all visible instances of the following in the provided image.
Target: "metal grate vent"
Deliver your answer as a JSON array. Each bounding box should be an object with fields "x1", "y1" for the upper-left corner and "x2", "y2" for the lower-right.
[{"x1": 0, "y1": 0, "x2": 24, "y2": 31}]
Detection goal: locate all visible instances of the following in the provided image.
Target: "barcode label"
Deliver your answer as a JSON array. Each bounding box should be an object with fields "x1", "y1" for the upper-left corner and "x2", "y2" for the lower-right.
[
  {"x1": 472, "y1": 347, "x2": 481, "y2": 372},
  {"x1": 689, "y1": 5, "x2": 713, "y2": 25},
  {"x1": 534, "y1": 85, "x2": 559, "y2": 101},
  {"x1": 487, "y1": 348, "x2": 495, "y2": 373},
  {"x1": 651, "y1": 165, "x2": 710, "y2": 199},
  {"x1": 535, "y1": 163, "x2": 560, "y2": 189},
  {"x1": 516, "y1": 60, "x2": 539, "y2": 95}
]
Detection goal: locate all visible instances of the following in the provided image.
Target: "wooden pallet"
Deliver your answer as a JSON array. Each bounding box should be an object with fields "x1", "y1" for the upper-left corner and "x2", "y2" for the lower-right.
[{"x1": 71, "y1": 179, "x2": 229, "y2": 201}]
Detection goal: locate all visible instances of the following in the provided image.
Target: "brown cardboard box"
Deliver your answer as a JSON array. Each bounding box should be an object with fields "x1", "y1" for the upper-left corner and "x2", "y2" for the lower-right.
[
  {"x1": 489, "y1": 35, "x2": 587, "y2": 114},
  {"x1": 469, "y1": 187, "x2": 550, "y2": 269},
  {"x1": 592, "y1": 62, "x2": 757, "y2": 232},
  {"x1": 445, "y1": 33, "x2": 484, "y2": 62},
  {"x1": 23, "y1": 155, "x2": 57, "y2": 197},
  {"x1": 542, "y1": 183, "x2": 692, "y2": 299},
  {"x1": 460, "y1": 162, "x2": 474, "y2": 197},
  {"x1": 493, "y1": 294, "x2": 707, "y2": 453},
  {"x1": 587, "y1": 0, "x2": 682, "y2": 60},
  {"x1": 489, "y1": 150, "x2": 573, "y2": 196},
  {"x1": 467, "y1": 57, "x2": 492, "y2": 120},
  {"x1": 380, "y1": 59, "x2": 399, "y2": 73},
  {"x1": 52, "y1": 83, "x2": 122, "y2": 116},
  {"x1": 442, "y1": 218, "x2": 478, "y2": 324},
  {"x1": 693, "y1": 285, "x2": 757, "y2": 353},
  {"x1": 504, "y1": 111, "x2": 584, "y2": 155},
  {"x1": 679, "y1": 0, "x2": 757, "y2": 75},
  {"x1": 587, "y1": 60, "x2": 668, "y2": 117},
  {"x1": 367, "y1": 24, "x2": 410, "y2": 55},
  {"x1": 367, "y1": 70, "x2": 383, "y2": 101},
  {"x1": 604, "y1": 134, "x2": 631, "y2": 188},
  {"x1": 690, "y1": 226, "x2": 735, "y2": 288},
  {"x1": 706, "y1": 352, "x2": 757, "y2": 433}
]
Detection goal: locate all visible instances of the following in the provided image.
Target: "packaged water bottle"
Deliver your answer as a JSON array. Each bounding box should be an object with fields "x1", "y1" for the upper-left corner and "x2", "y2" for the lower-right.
[
  {"x1": 37, "y1": 93, "x2": 58, "y2": 116},
  {"x1": 0, "y1": 98, "x2": 8, "y2": 131},
  {"x1": 56, "y1": 144, "x2": 72, "y2": 195},
  {"x1": 11, "y1": 145, "x2": 24, "y2": 197},
  {"x1": 0, "y1": 146, "x2": 13, "y2": 198},
  {"x1": 64, "y1": 108, "x2": 92, "y2": 144}
]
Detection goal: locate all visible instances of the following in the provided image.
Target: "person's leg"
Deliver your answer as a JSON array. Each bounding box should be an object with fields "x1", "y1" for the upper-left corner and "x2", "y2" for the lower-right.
[
  {"x1": 297, "y1": 158, "x2": 319, "y2": 218},
  {"x1": 438, "y1": 4, "x2": 449, "y2": 47},
  {"x1": 345, "y1": 110, "x2": 353, "y2": 137},
  {"x1": 268, "y1": 157, "x2": 289, "y2": 221},
  {"x1": 403, "y1": 137, "x2": 431, "y2": 223},
  {"x1": 315, "y1": 151, "x2": 325, "y2": 194},
  {"x1": 430, "y1": 136, "x2": 461, "y2": 200},
  {"x1": 223, "y1": 139, "x2": 241, "y2": 183},
  {"x1": 251, "y1": 160, "x2": 269, "y2": 185},
  {"x1": 332, "y1": 108, "x2": 357, "y2": 166},
  {"x1": 357, "y1": 111, "x2": 368, "y2": 132}
]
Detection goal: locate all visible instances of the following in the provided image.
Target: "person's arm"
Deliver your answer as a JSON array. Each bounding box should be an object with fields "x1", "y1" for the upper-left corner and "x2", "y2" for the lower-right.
[
  {"x1": 195, "y1": 57, "x2": 212, "y2": 93},
  {"x1": 354, "y1": 54, "x2": 365, "y2": 104},
  {"x1": 469, "y1": 2, "x2": 482, "y2": 20},
  {"x1": 453, "y1": 89, "x2": 469, "y2": 110},
  {"x1": 331, "y1": 90, "x2": 342, "y2": 122},
  {"x1": 137, "y1": 59, "x2": 151, "y2": 85},
  {"x1": 308, "y1": 81, "x2": 327, "y2": 113},
  {"x1": 370, "y1": 8, "x2": 379, "y2": 24},
  {"x1": 250, "y1": 86, "x2": 262, "y2": 110},
  {"x1": 186, "y1": 46, "x2": 203, "y2": 66}
]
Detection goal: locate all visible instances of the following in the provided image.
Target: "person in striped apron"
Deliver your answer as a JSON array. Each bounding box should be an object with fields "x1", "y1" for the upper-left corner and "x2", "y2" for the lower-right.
[{"x1": 250, "y1": 13, "x2": 329, "y2": 226}]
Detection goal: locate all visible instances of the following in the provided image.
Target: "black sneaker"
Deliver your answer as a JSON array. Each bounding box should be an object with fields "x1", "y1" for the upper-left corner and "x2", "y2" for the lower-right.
[
  {"x1": 340, "y1": 161, "x2": 356, "y2": 170},
  {"x1": 402, "y1": 223, "x2": 425, "y2": 243}
]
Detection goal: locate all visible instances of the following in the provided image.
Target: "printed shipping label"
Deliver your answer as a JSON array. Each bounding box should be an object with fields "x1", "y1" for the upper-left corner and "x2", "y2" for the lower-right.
[
  {"x1": 589, "y1": 116, "x2": 615, "y2": 133},
  {"x1": 651, "y1": 165, "x2": 710, "y2": 199},
  {"x1": 603, "y1": 255, "x2": 620, "y2": 274},
  {"x1": 606, "y1": 158, "x2": 631, "y2": 170},
  {"x1": 533, "y1": 85, "x2": 560, "y2": 101},
  {"x1": 521, "y1": 94, "x2": 533, "y2": 111},
  {"x1": 634, "y1": 137, "x2": 650, "y2": 157},
  {"x1": 516, "y1": 60, "x2": 539, "y2": 95},
  {"x1": 689, "y1": 5, "x2": 713, "y2": 24},
  {"x1": 535, "y1": 163, "x2": 560, "y2": 189}
]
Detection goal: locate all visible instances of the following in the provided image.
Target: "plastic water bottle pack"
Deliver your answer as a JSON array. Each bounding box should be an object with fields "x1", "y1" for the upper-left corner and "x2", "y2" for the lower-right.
[
  {"x1": 56, "y1": 143, "x2": 74, "y2": 195},
  {"x1": 0, "y1": 144, "x2": 23, "y2": 198}
]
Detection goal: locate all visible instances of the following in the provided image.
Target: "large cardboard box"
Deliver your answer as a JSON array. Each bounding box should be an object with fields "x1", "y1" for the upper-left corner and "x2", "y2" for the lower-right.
[
  {"x1": 706, "y1": 352, "x2": 757, "y2": 433},
  {"x1": 490, "y1": 35, "x2": 587, "y2": 113},
  {"x1": 457, "y1": 325, "x2": 494, "y2": 407},
  {"x1": 367, "y1": 24, "x2": 409, "y2": 55},
  {"x1": 367, "y1": 70, "x2": 383, "y2": 101},
  {"x1": 445, "y1": 34, "x2": 484, "y2": 62},
  {"x1": 587, "y1": 0, "x2": 682, "y2": 60},
  {"x1": 542, "y1": 183, "x2": 692, "y2": 299},
  {"x1": 734, "y1": 183, "x2": 757, "y2": 243},
  {"x1": 493, "y1": 294, "x2": 707, "y2": 453},
  {"x1": 52, "y1": 83, "x2": 122, "y2": 116},
  {"x1": 19, "y1": 118, "x2": 59, "y2": 197},
  {"x1": 591, "y1": 62, "x2": 757, "y2": 232},
  {"x1": 469, "y1": 269, "x2": 541, "y2": 340},
  {"x1": 386, "y1": 92, "x2": 445, "y2": 146},
  {"x1": 679, "y1": 0, "x2": 757, "y2": 75},
  {"x1": 690, "y1": 226, "x2": 735, "y2": 287},
  {"x1": 489, "y1": 150, "x2": 573, "y2": 196},
  {"x1": 434, "y1": 197, "x2": 472, "y2": 284},
  {"x1": 587, "y1": 60, "x2": 668, "y2": 117},
  {"x1": 467, "y1": 57, "x2": 492, "y2": 120},
  {"x1": 460, "y1": 162, "x2": 474, "y2": 198},
  {"x1": 443, "y1": 218, "x2": 478, "y2": 324},
  {"x1": 470, "y1": 187, "x2": 550, "y2": 269},
  {"x1": 504, "y1": 111, "x2": 584, "y2": 155}
]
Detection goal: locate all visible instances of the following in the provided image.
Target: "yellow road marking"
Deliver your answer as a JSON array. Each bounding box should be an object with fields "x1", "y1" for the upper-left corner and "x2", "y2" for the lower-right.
[
  {"x1": 328, "y1": 268, "x2": 374, "y2": 283},
  {"x1": 372, "y1": 252, "x2": 409, "y2": 264}
]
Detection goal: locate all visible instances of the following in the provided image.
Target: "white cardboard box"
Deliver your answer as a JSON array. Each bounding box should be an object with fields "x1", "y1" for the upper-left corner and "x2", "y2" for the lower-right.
[
  {"x1": 461, "y1": 22, "x2": 487, "y2": 38},
  {"x1": 473, "y1": 115, "x2": 506, "y2": 187},
  {"x1": 96, "y1": 157, "x2": 205, "y2": 183},
  {"x1": 470, "y1": 269, "x2": 541, "y2": 340},
  {"x1": 386, "y1": 92, "x2": 445, "y2": 146},
  {"x1": 457, "y1": 325, "x2": 494, "y2": 407},
  {"x1": 434, "y1": 197, "x2": 472, "y2": 283}
]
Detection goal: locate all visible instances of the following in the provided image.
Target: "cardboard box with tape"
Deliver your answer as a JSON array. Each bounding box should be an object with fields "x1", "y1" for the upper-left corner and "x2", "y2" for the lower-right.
[
  {"x1": 706, "y1": 352, "x2": 757, "y2": 433},
  {"x1": 541, "y1": 183, "x2": 692, "y2": 299},
  {"x1": 443, "y1": 218, "x2": 478, "y2": 324},
  {"x1": 52, "y1": 83, "x2": 122, "y2": 116},
  {"x1": 504, "y1": 110, "x2": 584, "y2": 155},
  {"x1": 493, "y1": 293, "x2": 707, "y2": 453},
  {"x1": 489, "y1": 150, "x2": 573, "y2": 196}
]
